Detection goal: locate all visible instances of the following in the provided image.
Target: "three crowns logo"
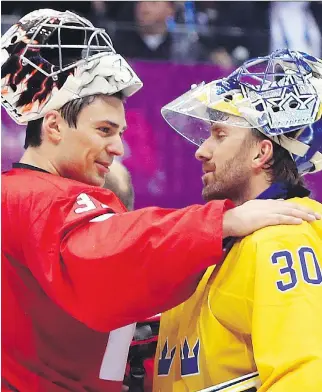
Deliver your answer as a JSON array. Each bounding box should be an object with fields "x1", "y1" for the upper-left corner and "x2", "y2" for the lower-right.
[{"x1": 158, "y1": 337, "x2": 200, "y2": 376}]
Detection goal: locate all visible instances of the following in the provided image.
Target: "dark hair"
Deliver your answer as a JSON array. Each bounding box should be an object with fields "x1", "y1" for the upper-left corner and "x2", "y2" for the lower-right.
[
  {"x1": 24, "y1": 118, "x2": 43, "y2": 149},
  {"x1": 103, "y1": 164, "x2": 135, "y2": 211},
  {"x1": 249, "y1": 128, "x2": 303, "y2": 186},
  {"x1": 24, "y1": 91, "x2": 125, "y2": 149}
]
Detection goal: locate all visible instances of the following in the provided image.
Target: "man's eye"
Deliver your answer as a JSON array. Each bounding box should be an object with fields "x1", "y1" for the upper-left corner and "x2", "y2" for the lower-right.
[
  {"x1": 98, "y1": 127, "x2": 111, "y2": 134},
  {"x1": 217, "y1": 132, "x2": 226, "y2": 139}
]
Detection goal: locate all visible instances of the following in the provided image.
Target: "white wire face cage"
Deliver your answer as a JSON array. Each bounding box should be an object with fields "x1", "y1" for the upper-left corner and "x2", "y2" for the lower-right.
[
  {"x1": 2, "y1": 9, "x2": 115, "y2": 78},
  {"x1": 1, "y1": 9, "x2": 143, "y2": 124}
]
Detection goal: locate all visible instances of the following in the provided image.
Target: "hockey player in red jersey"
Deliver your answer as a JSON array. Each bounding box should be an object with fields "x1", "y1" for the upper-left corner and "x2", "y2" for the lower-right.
[{"x1": 2, "y1": 9, "x2": 321, "y2": 392}]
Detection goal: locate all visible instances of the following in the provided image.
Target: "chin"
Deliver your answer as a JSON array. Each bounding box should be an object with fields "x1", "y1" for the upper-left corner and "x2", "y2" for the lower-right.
[
  {"x1": 90, "y1": 176, "x2": 105, "y2": 187},
  {"x1": 202, "y1": 186, "x2": 226, "y2": 202},
  {"x1": 78, "y1": 174, "x2": 104, "y2": 187}
]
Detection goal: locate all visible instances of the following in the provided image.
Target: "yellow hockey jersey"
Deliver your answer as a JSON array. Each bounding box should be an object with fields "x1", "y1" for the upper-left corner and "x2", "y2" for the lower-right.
[{"x1": 153, "y1": 197, "x2": 322, "y2": 392}]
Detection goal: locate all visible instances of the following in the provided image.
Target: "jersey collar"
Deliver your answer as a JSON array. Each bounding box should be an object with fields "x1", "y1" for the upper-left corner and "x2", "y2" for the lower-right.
[
  {"x1": 256, "y1": 182, "x2": 310, "y2": 200},
  {"x1": 12, "y1": 162, "x2": 51, "y2": 174}
]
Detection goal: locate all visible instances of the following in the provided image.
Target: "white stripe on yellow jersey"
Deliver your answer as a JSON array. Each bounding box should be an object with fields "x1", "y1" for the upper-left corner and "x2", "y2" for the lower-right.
[{"x1": 197, "y1": 372, "x2": 261, "y2": 392}]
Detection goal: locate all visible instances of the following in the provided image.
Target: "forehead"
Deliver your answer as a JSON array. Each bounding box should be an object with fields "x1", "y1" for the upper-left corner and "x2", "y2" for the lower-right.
[
  {"x1": 79, "y1": 96, "x2": 126, "y2": 128},
  {"x1": 211, "y1": 123, "x2": 251, "y2": 136}
]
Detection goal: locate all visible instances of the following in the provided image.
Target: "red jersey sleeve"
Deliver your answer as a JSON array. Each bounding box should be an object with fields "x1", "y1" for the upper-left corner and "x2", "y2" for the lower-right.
[{"x1": 22, "y1": 187, "x2": 233, "y2": 332}]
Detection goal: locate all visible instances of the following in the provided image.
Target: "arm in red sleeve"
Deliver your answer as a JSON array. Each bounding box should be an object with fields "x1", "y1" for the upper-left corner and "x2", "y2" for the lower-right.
[{"x1": 26, "y1": 190, "x2": 233, "y2": 332}]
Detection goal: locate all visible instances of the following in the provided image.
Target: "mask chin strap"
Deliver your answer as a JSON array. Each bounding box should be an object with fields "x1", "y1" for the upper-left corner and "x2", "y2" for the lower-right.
[
  {"x1": 271, "y1": 134, "x2": 322, "y2": 175},
  {"x1": 271, "y1": 134, "x2": 310, "y2": 157},
  {"x1": 306, "y1": 151, "x2": 322, "y2": 174}
]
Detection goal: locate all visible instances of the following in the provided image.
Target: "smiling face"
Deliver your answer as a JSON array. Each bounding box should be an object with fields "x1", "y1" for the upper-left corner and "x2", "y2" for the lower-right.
[
  {"x1": 43, "y1": 95, "x2": 127, "y2": 187},
  {"x1": 195, "y1": 123, "x2": 255, "y2": 203}
]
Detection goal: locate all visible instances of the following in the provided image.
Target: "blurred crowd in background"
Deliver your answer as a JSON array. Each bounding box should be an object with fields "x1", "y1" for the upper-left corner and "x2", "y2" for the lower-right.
[{"x1": 2, "y1": 1, "x2": 322, "y2": 69}]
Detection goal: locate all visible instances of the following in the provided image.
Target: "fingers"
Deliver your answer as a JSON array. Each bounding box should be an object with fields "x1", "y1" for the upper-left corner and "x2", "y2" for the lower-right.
[
  {"x1": 263, "y1": 202, "x2": 321, "y2": 226},
  {"x1": 283, "y1": 208, "x2": 316, "y2": 222},
  {"x1": 265, "y1": 214, "x2": 304, "y2": 227},
  {"x1": 248, "y1": 199, "x2": 321, "y2": 222},
  {"x1": 281, "y1": 202, "x2": 321, "y2": 220},
  {"x1": 223, "y1": 199, "x2": 321, "y2": 238}
]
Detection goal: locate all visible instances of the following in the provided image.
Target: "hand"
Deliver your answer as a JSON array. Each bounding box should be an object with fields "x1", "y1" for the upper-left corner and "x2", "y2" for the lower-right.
[{"x1": 223, "y1": 199, "x2": 321, "y2": 238}]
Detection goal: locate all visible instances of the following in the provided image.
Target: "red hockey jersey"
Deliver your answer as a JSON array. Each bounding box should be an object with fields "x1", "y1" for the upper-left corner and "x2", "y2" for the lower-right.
[{"x1": 2, "y1": 167, "x2": 232, "y2": 392}]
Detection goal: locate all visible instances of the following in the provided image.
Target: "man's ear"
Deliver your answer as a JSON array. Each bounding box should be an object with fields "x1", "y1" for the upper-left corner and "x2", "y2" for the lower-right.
[
  {"x1": 42, "y1": 111, "x2": 63, "y2": 145},
  {"x1": 252, "y1": 139, "x2": 274, "y2": 170}
]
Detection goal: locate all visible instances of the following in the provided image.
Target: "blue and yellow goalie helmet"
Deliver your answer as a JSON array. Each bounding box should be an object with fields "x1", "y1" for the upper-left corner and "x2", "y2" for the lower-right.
[{"x1": 161, "y1": 49, "x2": 322, "y2": 175}]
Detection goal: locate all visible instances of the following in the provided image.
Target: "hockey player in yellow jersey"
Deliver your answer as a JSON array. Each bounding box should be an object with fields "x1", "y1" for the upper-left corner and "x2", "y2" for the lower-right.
[{"x1": 154, "y1": 50, "x2": 322, "y2": 392}]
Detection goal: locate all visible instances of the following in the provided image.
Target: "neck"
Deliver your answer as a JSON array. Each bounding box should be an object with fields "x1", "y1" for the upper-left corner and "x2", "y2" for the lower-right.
[
  {"x1": 232, "y1": 175, "x2": 271, "y2": 206},
  {"x1": 20, "y1": 148, "x2": 60, "y2": 176}
]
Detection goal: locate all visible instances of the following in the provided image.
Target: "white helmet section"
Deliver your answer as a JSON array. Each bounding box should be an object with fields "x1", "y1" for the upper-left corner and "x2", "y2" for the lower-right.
[
  {"x1": 29, "y1": 53, "x2": 143, "y2": 121},
  {"x1": 1, "y1": 9, "x2": 143, "y2": 125}
]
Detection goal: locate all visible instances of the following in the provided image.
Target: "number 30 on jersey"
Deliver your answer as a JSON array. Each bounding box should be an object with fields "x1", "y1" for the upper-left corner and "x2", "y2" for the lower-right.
[{"x1": 271, "y1": 247, "x2": 322, "y2": 292}]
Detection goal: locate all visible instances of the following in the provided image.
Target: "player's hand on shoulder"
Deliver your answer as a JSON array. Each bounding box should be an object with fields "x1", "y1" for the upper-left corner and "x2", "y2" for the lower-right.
[{"x1": 223, "y1": 199, "x2": 321, "y2": 238}]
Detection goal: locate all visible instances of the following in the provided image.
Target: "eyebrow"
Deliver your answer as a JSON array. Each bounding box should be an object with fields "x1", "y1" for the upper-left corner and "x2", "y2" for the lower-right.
[
  {"x1": 98, "y1": 120, "x2": 127, "y2": 131},
  {"x1": 211, "y1": 124, "x2": 223, "y2": 132}
]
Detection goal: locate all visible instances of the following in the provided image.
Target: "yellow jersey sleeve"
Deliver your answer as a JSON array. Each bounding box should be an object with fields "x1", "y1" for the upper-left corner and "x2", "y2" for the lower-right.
[{"x1": 251, "y1": 224, "x2": 322, "y2": 391}]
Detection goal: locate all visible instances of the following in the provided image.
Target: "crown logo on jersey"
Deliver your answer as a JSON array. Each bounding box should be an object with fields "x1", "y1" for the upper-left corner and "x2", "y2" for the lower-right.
[
  {"x1": 180, "y1": 338, "x2": 200, "y2": 376},
  {"x1": 158, "y1": 338, "x2": 176, "y2": 376}
]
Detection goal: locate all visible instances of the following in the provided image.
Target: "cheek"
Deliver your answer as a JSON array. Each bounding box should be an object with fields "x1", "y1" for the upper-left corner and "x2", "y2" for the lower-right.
[
  {"x1": 213, "y1": 150, "x2": 229, "y2": 168},
  {"x1": 84, "y1": 135, "x2": 105, "y2": 158},
  {"x1": 219, "y1": 143, "x2": 241, "y2": 162}
]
